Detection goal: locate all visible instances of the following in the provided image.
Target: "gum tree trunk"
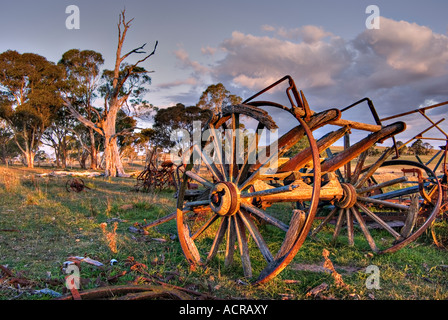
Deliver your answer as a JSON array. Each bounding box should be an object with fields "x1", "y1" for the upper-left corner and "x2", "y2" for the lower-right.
[
  {"x1": 89, "y1": 128, "x2": 98, "y2": 170},
  {"x1": 103, "y1": 115, "x2": 127, "y2": 177}
]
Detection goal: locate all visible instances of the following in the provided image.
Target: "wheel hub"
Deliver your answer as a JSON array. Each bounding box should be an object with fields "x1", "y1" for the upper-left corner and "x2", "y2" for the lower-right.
[
  {"x1": 209, "y1": 181, "x2": 240, "y2": 216},
  {"x1": 335, "y1": 183, "x2": 357, "y2": 209}
]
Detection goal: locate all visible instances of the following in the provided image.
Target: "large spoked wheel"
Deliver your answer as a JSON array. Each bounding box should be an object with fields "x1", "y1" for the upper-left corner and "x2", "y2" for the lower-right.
[
  {"x1": 312, "y1": 153, "x2": 442, "y2": 253},
  {"x1": 176, "y1": 104, "x2": 321, "y2": 284}
]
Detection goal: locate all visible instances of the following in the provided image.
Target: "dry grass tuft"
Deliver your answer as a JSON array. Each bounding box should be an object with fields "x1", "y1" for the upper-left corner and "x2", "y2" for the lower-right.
[{"x1": 100, "y1": 222, "x2": 119, "y2": 254}]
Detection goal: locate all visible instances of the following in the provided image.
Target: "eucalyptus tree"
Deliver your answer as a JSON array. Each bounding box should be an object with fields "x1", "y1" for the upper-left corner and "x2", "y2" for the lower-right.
[
  {"x1": 0, "y1": 50, "x2": 64, "y2": 168},
  {"x1": 63, "y1": 10, "x2": 157, "y2": 177},
  {"x1": 42, "y1": 105, "x2": 78, "y2": 168},
  {"x1": 0, "y1": 120, "x2": 20, "y2": 165},
  {"x1": 197, "y1": 83, "x2": 242, "y2": 114},
  {"x1": 58, "y1": 49, "x2": 104, "y2": 169},
  {"x1": 152, "y1": 103, "x2": 210, "y2": 154}
]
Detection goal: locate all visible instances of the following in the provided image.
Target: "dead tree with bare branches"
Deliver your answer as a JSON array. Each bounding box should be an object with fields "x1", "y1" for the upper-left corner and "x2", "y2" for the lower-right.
[{"x1": 63, "y1": 9, "x2": 158, "y2": 177}]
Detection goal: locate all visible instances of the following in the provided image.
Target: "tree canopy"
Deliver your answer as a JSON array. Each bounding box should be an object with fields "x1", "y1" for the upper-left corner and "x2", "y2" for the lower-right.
[
  {"x1": 197, "y1": 83, "x2": 242, "y2": 114},
  {"x1": 0, "y1": 50, "x2": 64, "y2": 167}
]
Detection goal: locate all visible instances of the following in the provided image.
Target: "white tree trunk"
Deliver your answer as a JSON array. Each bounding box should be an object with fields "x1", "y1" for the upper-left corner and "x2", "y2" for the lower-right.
[
  {"x1": 103, "y1": 115, "x2": 127, "y2": 177},
  {"x1": 104, "y1": 135, "x2": 127, "y2": 177},
  {"x1": 25, "y1": 151, "x2": 35, "y2": 168}
]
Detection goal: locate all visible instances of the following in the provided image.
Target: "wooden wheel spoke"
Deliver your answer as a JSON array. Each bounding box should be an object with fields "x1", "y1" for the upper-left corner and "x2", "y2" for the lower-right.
[
  {"x1": 236, "y1": 123, "x2": 264, "y2": 185},
  {"x1": 191, "y1": 214, "x2": 219, "y2": 241},
  {"x1": 239, "y1": 144, "x2": 286, "y2": 191},
  {"x1": 311, "y1": 207, "x2": 337, "y2": 236},
  {"x1": 357, "y1": 195, "x2": 409, "y2": 211},
  {"x1": 332, "y1": 209, "x2": 345, "y2": 241},
  {"x1": 354, "y1": 147, "x2": 395, "y2": 189},
  {"x1": 177, "y1": 209, "x2": 202, "y2": 263},
  {"x1": 193, "y1": 144, "x2": 223, "y2": 181},
  {"x1": 226, "y1": 113, "x2": 238, "y2": 182},
  {"x1": 241, "y1": 203, "x2": 289, "y2": 232},
  {"x1": 350, "y1": 207, "x2": 378, "y2": 252},
  {"x1": 356, "y1": 176, "x2": 408, "y2": 195},
  {"x1": 206, "y1": 217, "x2": 228, "y2": 262},
  {"x1": 185, "y1": 170, "x2": 214, "y2": 189},
  {"x1": 184, "y1": 200, "x2": 210, "y2": 209},
  {"x1": 234, "y1": 214, "x2": 252, "y2": 278},
  {"x1": 350, "y1": 151, "x2": 368, "y2": 184},
  {"x1": 209, "y1": 124, "x2": 227, "y2": 181},
  {"x1": 238, "y1": 210, "x2": 274, "y2": 263},
  {"x1": 401, "y1": 194, "x2": 419, "y2": 238},
  {"x1": 346, "y1": 208, "x2": 354, "y2": 246},
  {"x1": 355, "y1": 202, "x2": 402, "y2": 240},
  {"x1": 225, "y1": 216, "x2": 237, "y2": 266},
  {"x1": 326, "y1": 149, "x2": 344, "y2": 181},
  {"x1": 344, "y1": 133, "x2": 351, "y2": 182}
]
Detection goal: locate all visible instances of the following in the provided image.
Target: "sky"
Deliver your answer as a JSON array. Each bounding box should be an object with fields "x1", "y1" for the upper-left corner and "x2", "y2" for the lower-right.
[{"x1": 1, "y1": 0, "x2": 448, "y2": 147}]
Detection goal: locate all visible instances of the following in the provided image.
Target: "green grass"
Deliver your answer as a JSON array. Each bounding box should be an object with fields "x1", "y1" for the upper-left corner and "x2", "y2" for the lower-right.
[{"x1": 1, "y1": 165, "x2": 448, "y2": 300}]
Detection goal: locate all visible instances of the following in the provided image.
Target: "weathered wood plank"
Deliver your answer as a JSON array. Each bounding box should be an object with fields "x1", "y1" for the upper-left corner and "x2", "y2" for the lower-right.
[
  {"x1": 400, "y1": 194, "x2": 419, "y2": 238},
  {"x1": 275, "y1": 209, "x2": 306, "y2": 260}
]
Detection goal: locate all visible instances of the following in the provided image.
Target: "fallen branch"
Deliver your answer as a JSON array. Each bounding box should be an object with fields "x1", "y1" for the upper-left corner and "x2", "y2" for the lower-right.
[
  {"x1": 143, "y1": 276, "x2": 218, "y2": 300},
  {"x1": 54, "y1": 284, "x2": 189, "y2": 300}
]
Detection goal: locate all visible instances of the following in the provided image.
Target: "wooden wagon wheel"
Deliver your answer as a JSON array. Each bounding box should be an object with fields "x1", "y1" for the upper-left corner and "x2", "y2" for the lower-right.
[
  {"x1": 65, "y1": 178, "x2": 87, "y2": 193},
  {"x1": 312, "y1": 149, "x2": 442, "y2": 253},
  {"x1": 176, "y1": 103, "x2": 322, "y2": 284}
]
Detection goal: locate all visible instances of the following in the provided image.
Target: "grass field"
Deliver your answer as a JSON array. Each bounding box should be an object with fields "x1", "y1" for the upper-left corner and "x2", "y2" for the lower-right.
[{"x1": 1, "y1": 156, "x2": 448, "y2": 301}]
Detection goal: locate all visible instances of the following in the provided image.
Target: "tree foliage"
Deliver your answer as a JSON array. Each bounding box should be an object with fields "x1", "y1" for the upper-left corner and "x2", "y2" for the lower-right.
[
  {"x1": 0, "y1": 120, "x2": 20, "y2": 164},
  {"x1": 197, "y1": 83, "x2": 242, "y2": 114},
  {"x1": 410, "y1": 139, "x2": 428, "y2": 155},
  {"x1": 152, "y1": 103, "x2": 211, "y2": 152},
  {"x1": 59, "y1": 49, "x2": 104, "y2": 169},
  {"x1": 0, "y1": 50, "x2": 64, "y2": 167}
]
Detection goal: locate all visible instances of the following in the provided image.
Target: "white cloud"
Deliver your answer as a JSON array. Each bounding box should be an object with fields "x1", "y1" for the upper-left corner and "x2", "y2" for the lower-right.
[
  {"x1": 156, "y1": 77, "x2": 198, "y2": 89},
  {"x1": 215, "y1": 31, "x2": 351, "y2": 91},
  {"x1": 261, "y1": 24, "x2": 276, "y2": 32},
  {"x1": 174, "y1": 47, "x2": 210, "y2": 75},
  {"x1": 353, "y1": 17, "x2": 448, "y2": 79},
  {"x1": 201, "y1": 46, "x2": 217, "y2": 56},
  {"x1": 262, "y1": 24, "x2": 333, "y2": 43},
  {"x1": 278, "y1": 25, "x2": 333, "y2": 44}
]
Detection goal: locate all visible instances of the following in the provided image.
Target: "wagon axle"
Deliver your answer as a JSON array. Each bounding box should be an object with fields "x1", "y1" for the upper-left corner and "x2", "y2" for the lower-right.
[
  {"x1": 335, "y1": 183, "x2": 358, "y2": 209},
  {"x1": 209, "y1": 182, "x2": 240, "y2": 216}
]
